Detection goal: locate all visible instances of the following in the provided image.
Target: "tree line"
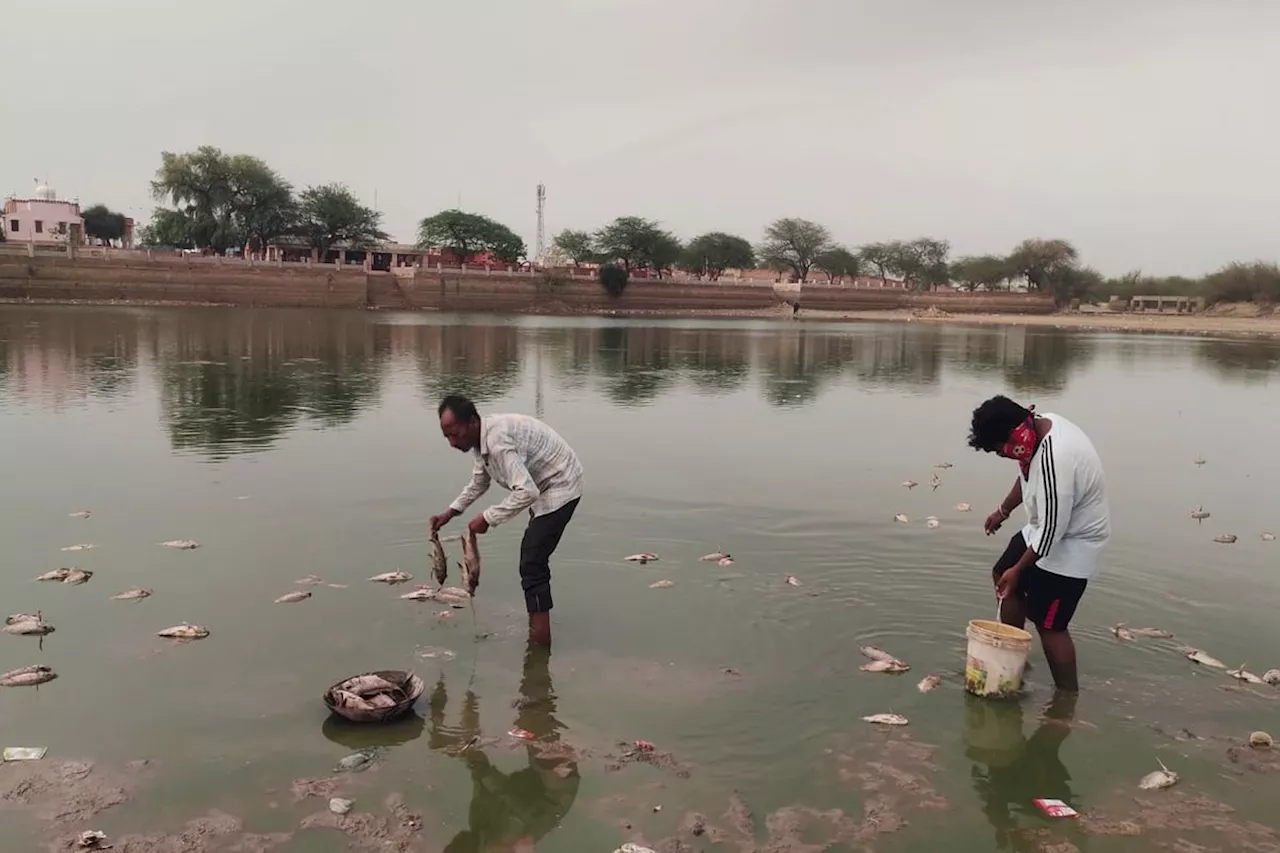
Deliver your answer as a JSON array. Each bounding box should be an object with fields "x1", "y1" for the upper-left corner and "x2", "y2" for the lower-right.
[{"x1": 72, "y1": 144, "x2": 1279, "y2": 307}]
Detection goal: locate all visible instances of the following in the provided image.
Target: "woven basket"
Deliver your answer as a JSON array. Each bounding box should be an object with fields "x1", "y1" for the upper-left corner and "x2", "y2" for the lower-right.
[{"x1": 323, "y1": 669, "x2": 426, "y2": 723}]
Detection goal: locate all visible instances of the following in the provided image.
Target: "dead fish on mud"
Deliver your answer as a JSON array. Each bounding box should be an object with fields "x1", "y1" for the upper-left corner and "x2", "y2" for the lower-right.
[
  {"x1": 650, "y1": 580, "x2": 675, "y2": 589},
  {"x1": 1183, "y1": 648, "x2": 1226, "y2": 668},
  {"x1": 334, "y1": 748, "x2": 380, "y2": 772},
  {"x1": 917, "y1": 674, "x2": 942, "y2": 693},
  {"x1": 68, "y1": 510, "x2": 92, "y2": 518},
  {"x1": 893, "y1": 513, "x2": 909, "y2": 524},
  {"x1": 1227, "y1": 665, "x2": 1266, "y2": 685},
  {"x1": 785, "y1": 574, "x2": 801, "y2": 587},
  {"x1": 1, "y1": 665, "x2": 57, "y2": 687},
  {"x1": 955, "y1": 502, "x2": 972, "y2": 512},
  {"x1": 35, "y1": 568, "x2": 73, "y2": 582},
  {"x1": 430, "y1": 530, "x2": 448, "y2": 587},
  {"x1": 275, "y1": 591, "x2": 312, "y2": 604},
  {"x1": 368, "y1": 570, "x2": 413, "y2": 584},
  {"x1": 1263, "y1": 669, "x2": 1280, "y2": 686},
  {"x1": 157, "y1": 624, "x2": 210, "y2": 640},
  {"x1": 61, "y1": 543, "x2": 95, "y2": 552},
  {"x1": 160, "y1": 539, "x2": 200, "y2": 549},
  {"x1": 860, "y1": 659, "x2": 910, "y2": 674},
  {"x1": 624, "y1": 552, "x2": 659, "y2": 564},
  {"x1": 863, "y1": 713, "x2": 909, "y2": 726},
  {"x1": 111, "y1": 588, "x2": 152, "y2": 601},
  {"x1": 1138, "y1": 757, "x2": 1179, "y2": 790},
  {"x1": 1213, "y1": 534, "x2": 1237, "y2": 544},
  {"x1": 76, "y1": 829, "x2": 109, "y2": 849},
  {"x1": 62, "y1": 569, "x2": 93, "y2": 585},
  {"x1": 1113, "y1": 623, "x2": 1136, "y2": 642},
  {"x1": 462, "y1": 532, "x2": 481, "y2": 597},
  {"x1": 329, "y1": 797, "x2": 354, "y2": 815}
]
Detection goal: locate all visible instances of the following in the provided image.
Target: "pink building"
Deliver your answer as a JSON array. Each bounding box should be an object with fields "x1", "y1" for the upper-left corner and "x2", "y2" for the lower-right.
[{"x1": 3, "y1": 182, "x2": 84, "y2": 246}]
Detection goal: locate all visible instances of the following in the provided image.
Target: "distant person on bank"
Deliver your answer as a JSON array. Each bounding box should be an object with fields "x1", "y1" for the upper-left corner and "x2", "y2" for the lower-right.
[
  {"x1": 969, "y1": 395, "x2": 1110, "y2": 692},
  {"x1": 429, "y1": 395, "x2": 584, "y2": 647}
]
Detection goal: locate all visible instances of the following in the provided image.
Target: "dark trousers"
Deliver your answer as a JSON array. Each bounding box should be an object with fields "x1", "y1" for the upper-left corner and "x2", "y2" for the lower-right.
[{"x1": 519, "y1": 498, "x2": 579, "y2": 613}]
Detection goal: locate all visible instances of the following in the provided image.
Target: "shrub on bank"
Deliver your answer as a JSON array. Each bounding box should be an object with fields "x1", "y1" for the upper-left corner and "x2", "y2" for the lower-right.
[{"x1": 598, "y1": 264, "x2": 628, "y2": 297}]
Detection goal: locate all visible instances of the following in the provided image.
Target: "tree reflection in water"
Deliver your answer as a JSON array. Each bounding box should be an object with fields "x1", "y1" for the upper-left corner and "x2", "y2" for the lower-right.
[{"x1": 1195, "y1": 337, "x2": 1280, "y2": 384}]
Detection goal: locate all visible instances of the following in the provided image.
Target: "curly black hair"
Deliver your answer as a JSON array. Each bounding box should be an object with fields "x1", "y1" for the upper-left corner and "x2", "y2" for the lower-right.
[{"x1": 968, "y1": 395, "x2": 1032, "y2": 453}]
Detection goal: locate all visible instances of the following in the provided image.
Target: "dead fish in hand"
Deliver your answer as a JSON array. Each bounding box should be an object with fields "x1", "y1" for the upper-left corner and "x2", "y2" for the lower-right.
[
  {"x1": 863, "y1": 713, "x2": 909, "y2": 726},
  {"x1": 1227, "y1": 665, "x2": 1265, "y2": 685},
  {"x1": 917, "y1": 674, "x2": 942, "y2": 693},
  {"x1": 157, "y1": 623, "x2": 210, "y2": 640},
  {"x1": 62, "y1": 569, "x2": 93, "y2": 585},
  {"x1": 624, "y1": 552, "x2": 659, "y2": 564},
  {"x1": 275, "y1": 591, "x2": 312, "y2": 604},
  {"x1": 111, "y1": 588, "x2": 152, "y2": 601},
  {"x1": 1, "y1": 665, "x2": 57, "y2": 687},
  {"x1": 430, "y1": 530, "x2": 448, "y2": 587},
  {"x1": 35, "y1": 568, "x2": 72, "y2": 582},
  {"x1": 1184, "y1": 648, "x2": 1226, "y2": 668},
  {"x1": 1113, "y1": 623, "x2": 1136, "y2": 642},
  {"x1": 160, "y1": 539, "x2": 200, "y2": 549},
  {"x1": 1213, "y1": 534, "x2": 1237, "y2": 544},
  {"x1": 860, "y1": 659, "x2": 910, "y2": 673},
  {"x1": 1138, "y1": 757, "x2": 1179, "y2": 790},
  {"x1": 650, "y1": 580, "x2": 675, "y2": 589},
  {"x1": 700, "y1": 551, "x2": 731, "y2": 562},
  {"x1": 368, "y1": 570, "x2": 413, "y2": 584},
  {"x1": 462, "y1": 532, "x2": 481, "y2": 596}
]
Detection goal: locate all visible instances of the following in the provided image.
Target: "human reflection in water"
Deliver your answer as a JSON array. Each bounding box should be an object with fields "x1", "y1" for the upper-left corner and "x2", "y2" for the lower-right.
[
  {"x1": 429, "y1": 643, "x2": 580, "y2": 852},
  {"x1": 966, "y1": 691, "x2": 1078, "y2": 852}
]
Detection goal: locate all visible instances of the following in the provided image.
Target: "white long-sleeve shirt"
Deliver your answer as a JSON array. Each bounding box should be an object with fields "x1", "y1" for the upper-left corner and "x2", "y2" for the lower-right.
[
  {"x1": 447, "y1": 413, "x2": 584, "y2": 528},
  {"x1": 1019, "y1": 412, "x2": 1111, "y2": 580}
]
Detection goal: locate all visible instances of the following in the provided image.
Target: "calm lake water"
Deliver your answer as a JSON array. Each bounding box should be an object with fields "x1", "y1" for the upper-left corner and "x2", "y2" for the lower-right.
[{"x1": 2, "y1": 305, "x2": 1279, "y2": 852}]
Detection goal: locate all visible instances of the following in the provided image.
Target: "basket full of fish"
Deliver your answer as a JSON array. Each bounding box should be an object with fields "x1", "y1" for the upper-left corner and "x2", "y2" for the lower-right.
[{"x1": 324, "y1": 670, "x2": 426, "y2": 723}]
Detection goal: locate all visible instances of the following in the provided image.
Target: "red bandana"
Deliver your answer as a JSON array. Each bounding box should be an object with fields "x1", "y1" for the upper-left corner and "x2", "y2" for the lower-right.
[{"x1": 999, "y1": 406, "x2": 1039, "y2": 479}]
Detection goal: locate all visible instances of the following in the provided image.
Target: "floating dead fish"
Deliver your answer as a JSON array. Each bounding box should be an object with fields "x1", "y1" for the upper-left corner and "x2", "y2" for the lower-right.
[
  {"x1": 439, "y1": 533, "x2": 462, "y2": 543},
  {"x1": 1263, "y1": 669, "x2": 1280, "y2": 686},
  {"x1": 400, "y1": 588, "x2": 435, "y2": 601},
  {"x1": 925, "y1": 516, "x2": 940, "y2": 529},
  {"x1": 0, "y1": 665, "x2": 57, "y2": 687},
  {"x1": 930, "y1": 473, "x2": 941, "y2": 492},
  {"x1": 327, "y1": 583, "x2": 348, "y2": 589},
  {"x1": 68, "y1": 510, "x2": 92, "y2": 518},
  {"x1": 61, "y1": 544, "x2": 95, "y2": 552},
  {"x1": 901, "y1": 480, "x2": 918, "y2": 490},
  {"x1": 111, "y1": 588, "x2": 152, "y2": 601},
  {"x1": 863, "y1": 713, "x2": 909, "y2": 726},
  {"x1": 368, "y1": 571, "x2": 413, "y2": 584},
  {"x1": 1138, "y1": 758, "x2": 1178, "y2": 790},
  {"x1": 700, "y1": 551, "x2": 730, "y2": 562},
  {"x1": 435, "y1": 590, "x2": 470, "y2": 606},
  {"x1": 329, "y1": 797, "x2": 354, "y2": 815},
  {"x1": 893, "y1": 513, "x2": 909, "y2": 524},
  {"x1": 35, "y1": 568, "x2": 72, "y2": 582},
  {"x1": 1194, "y1": 456, "x2": 1206, "y2": 466},
  {"x1": 1227, "y1": 665, "x2": 1265, "y2": 685},
  {"x1": 955, "y1": 502, "x2": 972, "y2": 512},
  {"x1": 62, "y1": 569, "x2": 93, "y2": 585},
  {"x1": 160, "y1": 539, "x2": 200, "y2": 549},
  {"x1": 1185, "y1": 649, "x2": 1226, "y2": 668},
  {"x1": 157, "y1": 624, "x2": 209, "y2": 640},
  {"x1": 335, "y1": 748, "x2": 378, "y2": 772},
  {"x1": 1250, "y1": 731, "x2": 1273, "y2": 749},
  {"x1": 75, "y1": 829, "x2": 109, "y2": 849},
  {"x1": 1213, "y1": 534, "x2": 1237, "y2": 544},
  {"x1": 1113, "y1": 623, "x2": 1135, "y2": 642},
  {"x1": 1263, "y1": 532, "x2": 1276, "y2": 542},
  {"x1": 275, "y1": 591, "x2": 312, "y2": 604},
  {"x1": 624, "y1": 553, "x2": 659, "y2": 564},
  {"x1": 860, "y1": 645, "x2": 901, "y2": 664},
  {"x1": 462, "y1": 532, "x2": 481, "y2": 597},
  {"x1": 785, "y1": 574, "x2": 801, "y2": 587},
  {"x1": 3, "y1": 619, "x2": 54, "y2": 636},
  {"x1": 295, "y1": 574, "x2": 324, "y2": 585},
  {"x1": 860, "y1": 659, "x2": 909, "y2": 673},
  {"x1": 430, "y1": 531, "x2": 448, "y2": 587},
  {"x1": 917, "y1": 674, "x2": 942, "y2": 693},
  {"x1": 6, "y1": 613, "x2": 41, "y2": 625},
  {"x1": 1190, "y1": 507, "x2": 1210, "y2": 521},
  {"x1": 1129, "y1": 627, "x2": 1175, "y2": 638},
  {"x1": 717, "y1": 556, "x2": 735, "y2": 567},
  {"x1": 650, "y1": 580, "x2": 675, "y2": 589},
  {"x1": 935, "y1": 462, "x2": 954, "y2": 469},
  {"x1": 438, "y1": 586, "x2": 470, "y2": 598}
]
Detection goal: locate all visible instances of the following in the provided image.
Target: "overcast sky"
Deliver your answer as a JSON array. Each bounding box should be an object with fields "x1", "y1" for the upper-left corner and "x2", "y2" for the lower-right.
[{"x1": 4, "y1": 0, "x2": 1276, "y2": 276}]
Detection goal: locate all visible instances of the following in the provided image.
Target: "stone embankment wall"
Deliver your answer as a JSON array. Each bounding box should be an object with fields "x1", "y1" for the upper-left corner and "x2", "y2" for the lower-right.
[{"x1": 0, "y1": 255, "x2": 1057, "y2": 315}]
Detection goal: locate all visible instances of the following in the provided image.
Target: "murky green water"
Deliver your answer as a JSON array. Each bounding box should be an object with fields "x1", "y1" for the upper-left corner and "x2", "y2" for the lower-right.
[{"x1": 2, "y1": 305, "x2": 1279, "y2": 852}]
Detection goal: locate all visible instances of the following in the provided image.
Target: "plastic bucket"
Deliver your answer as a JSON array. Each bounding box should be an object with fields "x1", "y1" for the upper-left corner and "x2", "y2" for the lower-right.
[{"x1": 964, "y1": 619, "x2": 1033, "y2": 700}]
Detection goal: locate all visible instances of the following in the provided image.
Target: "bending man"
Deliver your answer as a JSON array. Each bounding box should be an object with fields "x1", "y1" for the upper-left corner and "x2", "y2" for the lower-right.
[
  {"x1": 429, "y1": 395, "x2": 584, "y2": 646},
  {"x1": 968, "y1": 395, "x2": 1110, "y2": 692}
]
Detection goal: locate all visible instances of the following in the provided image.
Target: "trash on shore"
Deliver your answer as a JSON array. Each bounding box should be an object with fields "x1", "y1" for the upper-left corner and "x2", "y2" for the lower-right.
[
  {"x1": 2, "y1": 746, "x2": 48, "y2": 761},
  {"x1": 1032, "y1": 798, "x2": 1078, "y2": 818}
]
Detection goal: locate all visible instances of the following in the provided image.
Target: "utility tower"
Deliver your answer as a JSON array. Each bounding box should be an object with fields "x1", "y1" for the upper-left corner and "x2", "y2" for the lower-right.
[{"x1": 535, "y1": 183, "x2": 546, "y2": 265}]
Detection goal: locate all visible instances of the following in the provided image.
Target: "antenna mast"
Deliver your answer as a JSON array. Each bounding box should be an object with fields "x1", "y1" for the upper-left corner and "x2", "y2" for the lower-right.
[{"x1": 535, "y1": 183, "x2": 546, "y2": 265}]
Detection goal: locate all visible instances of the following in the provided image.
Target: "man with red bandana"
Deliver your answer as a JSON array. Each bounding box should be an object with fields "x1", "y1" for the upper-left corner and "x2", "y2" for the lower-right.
[{"x1": 968, "y1": 395, "x2": 1110, "y2": 692}]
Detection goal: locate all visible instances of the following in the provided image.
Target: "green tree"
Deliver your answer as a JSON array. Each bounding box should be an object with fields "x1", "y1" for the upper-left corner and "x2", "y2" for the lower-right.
[
  {"x1": 858, "y1": 242, "x2": 895, "y2": 284},
  {"x1": 296, "y1": 184, "x2": 388, "y2": 256},
  {"x1": 1203, "y1": 261, "x2": 1280, "y2": 304},
  {"x1": 552, "y1": 229, "x2": 597, "y2": 266},
  {"x1": 138, "y1": 208, "x2": 196, "y2": 249},
  {"x1": 598, "y1": 263, "x2": 628, "y2": 297},
  {"x1": 882, "y1": 238, "x2": 950, "y2": 291},
  {"x1": 678, "y1": 232, "x2": 755, "y2": 280},
  {"x1": 1007, "y1": 238, "x2": 1079, "y2": 292},
  {"x1": 418, "y1": 209, "x2": 527, "y2": 265},
  {"x1": 594, "y1": 216, "x2": 680, "y2": 274},
  {"x1": 759, "y1": 218, "x2": 833, "y2": 282},
  {"x1": 813, "y1": 246, "x2": 861, "y2": 282},
  {"x1": 82, "y1": 204, "x2": 129, "y2": 245},
  {"x1": 950, "y1": 254, "x2": 1012, "y2": 291}
]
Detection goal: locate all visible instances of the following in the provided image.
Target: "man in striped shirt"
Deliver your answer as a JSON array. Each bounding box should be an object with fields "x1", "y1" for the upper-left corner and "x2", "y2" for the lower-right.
[
  {"x1": 429, "y1": 395, "x2": 584, "y2": 646},
  {"x1": 969, "y1": 395, "x2": 1110, "y2": 692}
]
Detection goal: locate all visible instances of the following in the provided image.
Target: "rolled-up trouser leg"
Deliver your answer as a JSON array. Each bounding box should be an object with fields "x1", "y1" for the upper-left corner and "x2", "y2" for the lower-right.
[{"x1": 519, "y1": 498, "x2": 580, "y2": 613}]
